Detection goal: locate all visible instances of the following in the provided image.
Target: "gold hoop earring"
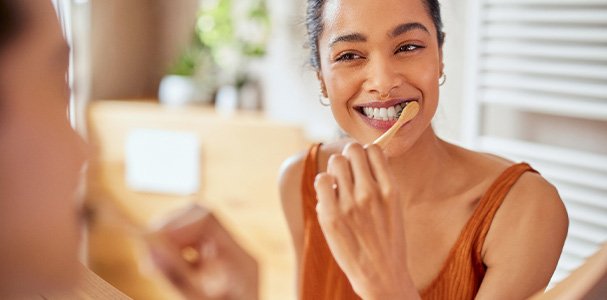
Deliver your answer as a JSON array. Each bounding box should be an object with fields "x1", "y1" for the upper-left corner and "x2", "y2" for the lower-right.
[
  {"x1": 319, "y1": 94, "x2": 330, "y2": 107},
  {"x1": 439, "y1": 73, "x2": 447, "y2": 86}
]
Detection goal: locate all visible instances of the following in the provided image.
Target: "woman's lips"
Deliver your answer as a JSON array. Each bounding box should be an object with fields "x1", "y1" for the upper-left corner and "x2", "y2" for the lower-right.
[{"x1": 355, "y1": 99, "x2": 418, "y2": 131}]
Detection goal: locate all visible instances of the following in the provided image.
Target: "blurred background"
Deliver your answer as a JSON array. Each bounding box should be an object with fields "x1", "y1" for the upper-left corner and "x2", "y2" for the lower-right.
[{"x1": 54, "y1": 0, "x2": 606, "y2": 299}]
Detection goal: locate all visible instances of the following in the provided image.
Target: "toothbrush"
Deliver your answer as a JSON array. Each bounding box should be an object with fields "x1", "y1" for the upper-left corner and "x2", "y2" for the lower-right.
[{"x1": 372, "y1": 101, "x2": 420, "y2": 149}]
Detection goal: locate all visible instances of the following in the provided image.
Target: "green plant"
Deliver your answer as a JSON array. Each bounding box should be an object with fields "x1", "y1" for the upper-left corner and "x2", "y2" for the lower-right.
[
  {"x1": 168, "y1": 46, "x2": 203, "y2": 76},
  {"x1": 195, "y1": 0, "x2": 270, "y2": 70}
]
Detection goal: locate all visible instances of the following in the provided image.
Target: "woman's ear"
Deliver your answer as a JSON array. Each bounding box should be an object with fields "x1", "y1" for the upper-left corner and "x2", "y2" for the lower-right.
[{"x1": 317, "y1": 72, "x2": 328, "y2": 98}]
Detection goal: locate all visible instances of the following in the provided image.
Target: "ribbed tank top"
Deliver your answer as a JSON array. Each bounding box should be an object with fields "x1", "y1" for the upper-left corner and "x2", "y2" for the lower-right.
[{"x1": 299, "y1": 143, "x2": 537, "y2": 300}]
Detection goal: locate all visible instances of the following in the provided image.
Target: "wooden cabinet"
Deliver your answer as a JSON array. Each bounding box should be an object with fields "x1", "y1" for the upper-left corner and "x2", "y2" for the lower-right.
[{"x1": 86, "y1": 100, "x2": 306, "y2": 299}]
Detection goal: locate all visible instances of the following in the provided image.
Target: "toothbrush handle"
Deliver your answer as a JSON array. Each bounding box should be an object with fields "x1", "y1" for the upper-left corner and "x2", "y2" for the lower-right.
[
  {"x1": 373, "y1": 120, "x2": 403, "y2": 149},
  {"x1": 372, "y1": 102, "x2": 419, "y2": 149}
]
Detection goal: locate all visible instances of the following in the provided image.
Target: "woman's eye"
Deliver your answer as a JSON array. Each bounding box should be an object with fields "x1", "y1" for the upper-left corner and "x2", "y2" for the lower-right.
[
  {"x1": 335, "y1": 52, "x2": 361, "y2": 62},
  {"x1": 396, "y1": 44, "x2": 424, "y2": 53}
]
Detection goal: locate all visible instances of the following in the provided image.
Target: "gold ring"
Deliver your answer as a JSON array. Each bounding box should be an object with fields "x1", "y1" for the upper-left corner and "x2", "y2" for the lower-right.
[{"x1": 181, "y1": 246, "x2": 200, "y2": 264}]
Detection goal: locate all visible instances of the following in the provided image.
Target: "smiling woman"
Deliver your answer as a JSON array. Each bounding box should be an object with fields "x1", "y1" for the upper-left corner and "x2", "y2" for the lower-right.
[{"x1": 280, "y1": 0, "x2": 569, "y2": 299}]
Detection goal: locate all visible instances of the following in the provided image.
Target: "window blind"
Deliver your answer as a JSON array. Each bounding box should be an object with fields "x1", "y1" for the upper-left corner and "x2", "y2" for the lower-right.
[{"x1": 463, "y1": 0, "x2": 607, "y2": 286}]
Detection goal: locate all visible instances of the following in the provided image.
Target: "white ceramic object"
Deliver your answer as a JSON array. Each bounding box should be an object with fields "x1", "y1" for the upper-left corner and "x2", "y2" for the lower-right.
[
  {"x1": 215, "y1": 85, "x2": 239, "y2": 114},
  {"x1": 159, "y1": 75, "x2": 203, "y2": 106}
]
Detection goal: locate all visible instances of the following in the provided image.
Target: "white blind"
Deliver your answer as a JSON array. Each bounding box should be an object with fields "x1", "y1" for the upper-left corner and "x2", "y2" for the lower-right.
[{"x1": 463, "y1": 0, "x2": 607, "y2": 286}]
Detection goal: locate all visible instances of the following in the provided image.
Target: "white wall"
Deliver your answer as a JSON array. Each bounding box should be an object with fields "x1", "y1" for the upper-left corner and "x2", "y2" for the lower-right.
[
  {"x1": 435, "y1": 0, "x2": 469, "y2": 144},
  {"x1": 261, "y1": 0, "x2": 340, "y2": 142}
]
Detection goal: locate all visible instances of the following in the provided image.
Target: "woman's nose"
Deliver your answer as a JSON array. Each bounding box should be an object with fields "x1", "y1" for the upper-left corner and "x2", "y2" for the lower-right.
[{"x1": 363, "y1": 56, "x2": 403, "y2": 99}]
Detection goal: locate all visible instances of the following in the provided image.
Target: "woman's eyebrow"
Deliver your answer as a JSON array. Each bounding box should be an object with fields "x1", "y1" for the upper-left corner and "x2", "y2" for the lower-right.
[
  {"x1": 390, "y1": 22, "x2": 430, "y2": 37},
  {"x1": 328, "y1": 22, "x2": 429, "y2": 48},
  {"x1": 329, "y1": 33, "x2": 367, "y2": 48}
]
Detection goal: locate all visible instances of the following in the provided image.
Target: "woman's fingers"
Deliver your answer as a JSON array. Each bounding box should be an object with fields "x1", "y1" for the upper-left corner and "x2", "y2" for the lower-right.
[
  {"x1": 148, "y1": 204, "x2": 260, "y2": 299},
  {"x1": 327, "y1": 153, "x2": 356, "y2": 211},
  {"x1": 365, "y1": 144, "x2": 398, "y2": 200},
  {"x1": 150, "y1": 204, "x2": 211, "y2": 247},
  {"x1": 342, "y1": 143, "x2": 377, "y2": 193},
  {"x1": 315, "y1": 172, "x2": 361, "y2": 272},
  {"x1": 147, "y1": 233, "x2": 209, "y2": 299},
  {"x1": 314, "y1": 173, "x2": 338, "y2": 218}
]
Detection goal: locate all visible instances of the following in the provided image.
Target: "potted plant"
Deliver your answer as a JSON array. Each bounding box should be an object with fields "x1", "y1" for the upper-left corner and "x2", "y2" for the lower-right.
[
  {"x1": 159, "y1": 37, "x2": 217, "y2": 106},
  {"x1": 159, "y1": 0, "x2": 269, "y2": 108},
  {"x1": 196, "y1": 0, "x2": 270, "y2": 111}
]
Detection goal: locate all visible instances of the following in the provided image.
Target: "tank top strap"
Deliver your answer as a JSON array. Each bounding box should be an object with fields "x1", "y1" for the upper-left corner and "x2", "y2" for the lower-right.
[
  {"x1": 466, "y1": 162, "x2": 538, "y2": 256},
  {"x1": 301, "y1": 143, "x2": 323, "y2": 218}
]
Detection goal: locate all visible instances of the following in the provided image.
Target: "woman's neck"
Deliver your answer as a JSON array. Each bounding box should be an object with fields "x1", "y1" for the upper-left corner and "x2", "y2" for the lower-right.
[{"x1": 387, "y1": 126, "x2": 458, "y2": 204}]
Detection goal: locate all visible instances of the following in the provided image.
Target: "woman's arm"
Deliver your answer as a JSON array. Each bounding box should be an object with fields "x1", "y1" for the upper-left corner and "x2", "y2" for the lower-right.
[
  {"x1": 279, "y1": 152, "x2": 307, "y2": 295},
  {"x1": 530, "y1": 243, "x2": 607, "y2": 300},
  {"x1": 476, "y1": 173, "x2": 569, "y2": 299},
  {"x1": 314, "y1": 143, "x2": 420, "y2": 300}
]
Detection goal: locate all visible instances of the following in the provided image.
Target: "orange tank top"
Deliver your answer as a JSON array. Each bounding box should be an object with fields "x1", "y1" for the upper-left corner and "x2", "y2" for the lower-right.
[{"x1": 299, "y1": 143, "x2": 537, "y2": 300}]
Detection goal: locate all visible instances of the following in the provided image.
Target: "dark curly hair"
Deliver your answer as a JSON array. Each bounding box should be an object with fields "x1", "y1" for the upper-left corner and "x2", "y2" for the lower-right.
[{"x1": 305, "y1": 0, "x2": 445, "y2": 70}]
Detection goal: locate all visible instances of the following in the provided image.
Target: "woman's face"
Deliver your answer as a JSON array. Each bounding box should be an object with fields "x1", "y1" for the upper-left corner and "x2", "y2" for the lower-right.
[
  {"x1": 0, "y1": 0, "x2": 87, "y2": 295},
  {"x1": 318, "y1": 0, "x2": 443, "y2": 155}
]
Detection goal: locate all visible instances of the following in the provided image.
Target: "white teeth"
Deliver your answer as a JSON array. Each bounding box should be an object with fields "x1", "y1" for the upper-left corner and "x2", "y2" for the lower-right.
[
  {"x1": 387, "y1": 106, "x2": 396, "y2": 119},
  {"x1": 361, "y1": 103, "x2": 408, "y2": 121},
  {"x1": 379, "y1": 108, "x2": 388, "y2": 120}
]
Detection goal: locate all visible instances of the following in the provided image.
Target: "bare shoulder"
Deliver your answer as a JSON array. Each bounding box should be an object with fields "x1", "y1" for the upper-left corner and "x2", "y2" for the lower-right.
[
  {"x1": 477, "y1": 166, "x2": 569, "y2": 298},
  {"x1": 279, "y1": 150, "x2": 307, "y2": 199},
  {"x1": 278, "y1": 148, "x2": 311, "y2": 268},
  {"x1": 453, "y1": 141, "x2": 569, "y2": 253},
  {"x1": 445, "y1": 142, "x2": 569, "y2": 297},
  {"x1": 491, "y1": 170, "x2": 568, "y2": 239},
  {"x1": 492, "y1": 170, "x2": 569, "y2": 250},
  {"x1": 279, "y1": 149, "x2": 308, "y2": 234}
]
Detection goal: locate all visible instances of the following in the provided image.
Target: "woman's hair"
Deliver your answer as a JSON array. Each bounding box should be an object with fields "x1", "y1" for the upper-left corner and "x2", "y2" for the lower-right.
[
  {"x1": 0, "y1": 0, "x2": 24, "y2": 51},
  {"x1": 305, "y1": 0, "x2": 445, "y2": 70}
]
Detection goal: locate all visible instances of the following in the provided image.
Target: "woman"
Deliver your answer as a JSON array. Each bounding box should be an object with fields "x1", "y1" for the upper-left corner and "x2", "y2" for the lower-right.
[
  {"x1": 280, "y1": 0, "x2": 569, "y2": 299},
  {"x1": 0, "y1": 1, "x2": 257, "y2": 298},
  {"x1": 0, "y1": 0, "x2": 87, "y2": 295}
]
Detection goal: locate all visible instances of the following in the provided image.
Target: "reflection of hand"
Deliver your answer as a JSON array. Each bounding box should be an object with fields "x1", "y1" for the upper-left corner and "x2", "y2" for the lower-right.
[
  {"x1": 147, "y1": 205, "x2": 258, "y2": 300},
  {"x1": 314, "y1": 143, "x2": 419, "y2": 300}
]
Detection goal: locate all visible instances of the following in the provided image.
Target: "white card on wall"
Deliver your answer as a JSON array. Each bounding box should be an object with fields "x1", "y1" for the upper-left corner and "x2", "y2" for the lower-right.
[{"x1": 125, "y1": 128, "x2": 200, "y2": 195}]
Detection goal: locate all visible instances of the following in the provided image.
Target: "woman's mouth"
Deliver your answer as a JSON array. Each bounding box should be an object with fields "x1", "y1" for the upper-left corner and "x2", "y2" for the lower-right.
[{"x1": 354, "y1": 99, "x2": 418, "y2": 130}]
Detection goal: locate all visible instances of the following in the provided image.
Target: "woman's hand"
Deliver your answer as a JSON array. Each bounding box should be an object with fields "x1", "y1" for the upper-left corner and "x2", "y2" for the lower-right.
[
  {"x1": 314, "y1": 143, "x2": 419, "y2": 300},
  {"x1": 147, "y1": 205, "x2": 258, "y2": 300}
]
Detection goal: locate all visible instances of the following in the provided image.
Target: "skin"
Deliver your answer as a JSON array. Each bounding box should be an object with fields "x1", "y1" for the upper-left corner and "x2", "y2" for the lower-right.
[
  {"x1": 149, "y1": 205, "x2": 259, "y2": 300},
  {"x1": 280, "y1": 0, "x2": 569, "y2": 299},
  {"x1": 0, "y1": 0, "x2": 87, "y2": 296},
  {"x1": 0, "y1": 1, "x2": 258, "y2": 298}
]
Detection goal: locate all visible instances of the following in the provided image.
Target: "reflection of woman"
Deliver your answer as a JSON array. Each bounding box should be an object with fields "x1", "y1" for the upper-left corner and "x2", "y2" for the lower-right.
[
  {"x1": 280, "y1": 0, "x2": 568, "y2": 299},
  {"x1": 0, "y1": 1, "x2": 256, "y2": 298}
]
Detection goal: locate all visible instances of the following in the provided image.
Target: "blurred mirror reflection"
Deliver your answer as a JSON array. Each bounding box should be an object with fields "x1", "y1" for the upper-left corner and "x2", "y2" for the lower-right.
[{"x1": 48, "y1": 0, "x2": 607, "y2": 299}]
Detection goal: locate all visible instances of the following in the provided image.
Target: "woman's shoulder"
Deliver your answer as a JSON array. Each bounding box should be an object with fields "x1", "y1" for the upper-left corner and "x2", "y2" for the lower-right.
[
  {"x1": 449, "y1": 142, "x2": 561, "y2": 199},
  {"x1": 454, "y1": 144, "x2": 569, "y2": 263},
  {"x1": 450, "y1": 143, "x2": 568, "y2": 295},
  {"x1": 448, "y1": 142, "x2": 566, "y2": 222},
  {"x1": 279, "y1": 149, "x2": 308, "y2": 197}
]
